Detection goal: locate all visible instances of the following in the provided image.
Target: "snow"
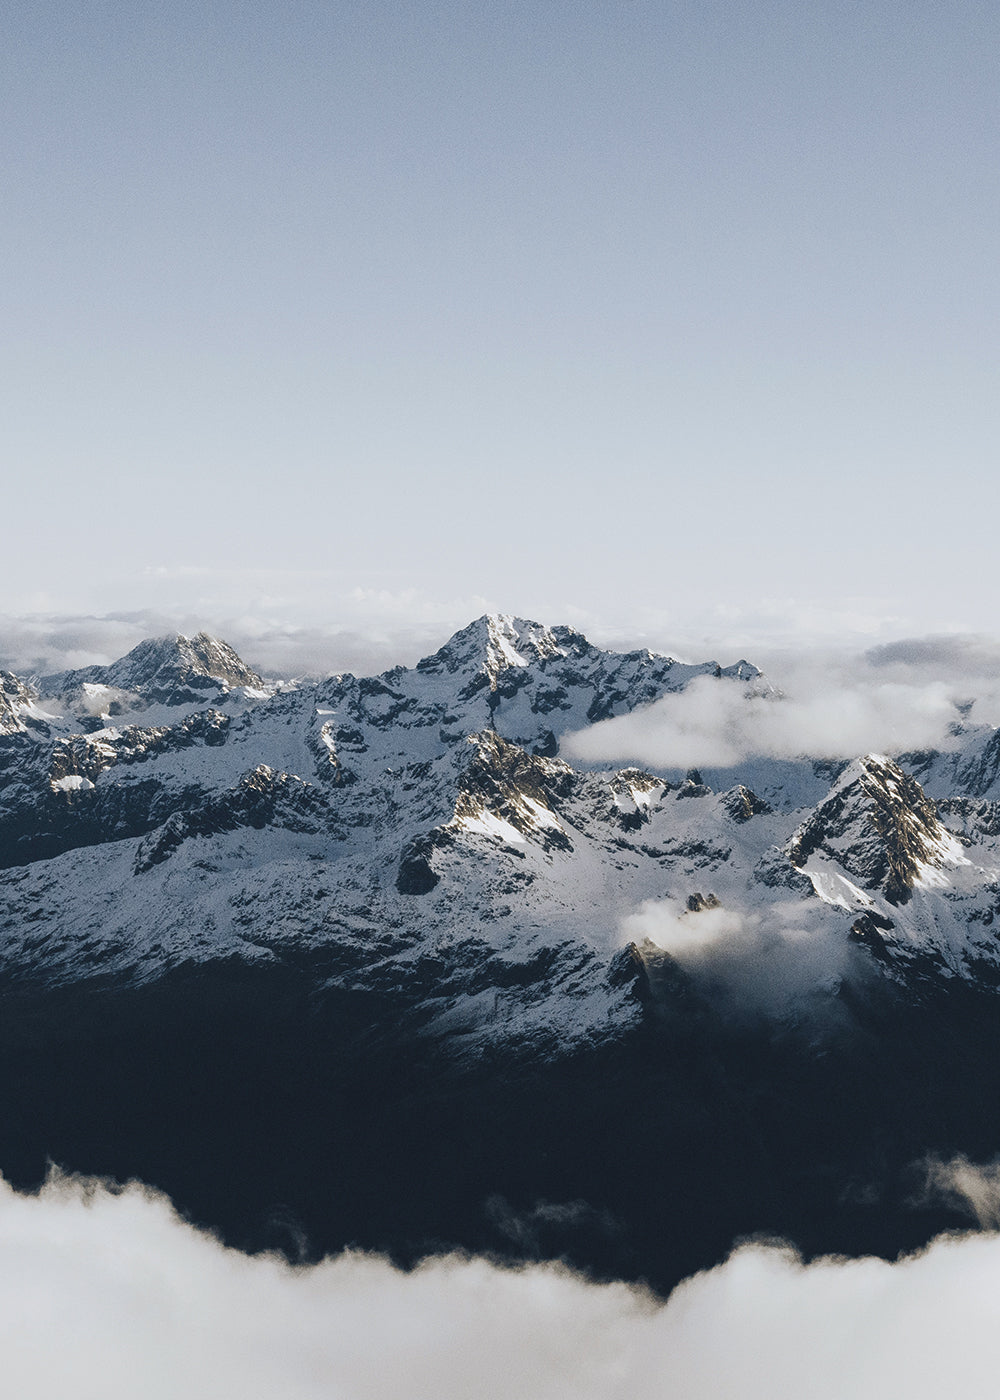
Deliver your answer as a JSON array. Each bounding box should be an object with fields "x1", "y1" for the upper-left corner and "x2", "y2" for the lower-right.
[
  {"x1": 488, "y1": 618, "x2": 530, "y2": 670},
  {"x1": 453, "y1": 808, "x2": 527, "y2": 844},
  {"x1": 78, "y1": 684, "x2": 125, "y2": 717},
  {"x1": 22, "y1": 702, "x2": 64, "y2": 724},
  {"x1": 519, "y1": 796, "x2": 566, "y2": 832},
  {"x1": 803, "y1": 865, "x2": 875, "y2": 911},
  {"x1": 613, "y1": 781, "x2": 665, "y2": 815},
  {"x1": 913, "y1": 829, "x2": 972, "y2": 889},
  {"x1": 51, "y1": 775, "x2": 95, "y2": 792}
]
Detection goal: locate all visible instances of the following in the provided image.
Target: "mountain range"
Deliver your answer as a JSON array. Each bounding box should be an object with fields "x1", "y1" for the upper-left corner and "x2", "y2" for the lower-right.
[{"x1": 2, "y1": 614, "x2": 999, "y2": 1291}]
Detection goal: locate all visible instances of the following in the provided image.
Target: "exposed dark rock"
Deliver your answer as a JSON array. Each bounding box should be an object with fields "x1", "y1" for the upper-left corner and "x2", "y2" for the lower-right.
[
  {"x1": 452, "y1": 732, "x2": 574, "y2": 842},
  {"x1": 676, "y1": 778, "x2": 711, "y2": 799},
  {"x1": 849, "y1": 911, "x2": 896, "y2": 956},
  {"x1": 720, "y1": 784, "x2": 772, "y2": 823},
  {"x1": 753, "y1": 849, "x2": 814, "y2": 892},
  {"x1": 133, "y1": 766, "x2": 329, "y2": 874},
  {"x1": 396, "y1": 836, "x2": 443, "y2": 894}
]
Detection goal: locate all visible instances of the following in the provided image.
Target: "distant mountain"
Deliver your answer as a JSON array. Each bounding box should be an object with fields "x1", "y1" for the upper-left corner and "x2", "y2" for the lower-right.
[
  {"x1": 37, "y1": 631, "x2": 265, "y2": 715},
  {"x1": 1, "y1": 614, "x2": 999, "y2": 1289}
]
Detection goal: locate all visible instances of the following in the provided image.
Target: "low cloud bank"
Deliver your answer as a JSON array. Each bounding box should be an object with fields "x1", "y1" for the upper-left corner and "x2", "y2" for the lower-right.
[
  {"x1": 0, "y1": 611, "x2": 441, "y2": 681},
  {"x1": 565, "y1": 632, "x2": 1000, "y2": 769},
  {"x1": 563, "y1": 671, "x2": 962, "y2": 768},
  {"x1": 5, "y1": 1171, "x2": 1000, "y2": 1398},
  {"x1": 6, "y1": 615, "x2": 1000, "y2": 746}
]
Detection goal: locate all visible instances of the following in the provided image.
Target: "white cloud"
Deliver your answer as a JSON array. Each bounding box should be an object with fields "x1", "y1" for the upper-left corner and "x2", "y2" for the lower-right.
[
  {"x1": 863, "y1": 635, "x2": 1000, "y2": 729},
  {"x1": 592, "y1": 594, "x2": 911, "y2": 660},
  {"x1": 622, "y1": 897, "x2": 750, "y2": 959},
  {"x1": 865, "y1": 634, "x2": 1000, "y2": 681},
  {"x1": 4, "y1": 1171, "x2": 1000, "y2": 1398},
  {"x1": 0, "y1": 586, "x2": 510, "y2": 681},
  {"x1": 563, "y1": 670, "x2": 962, "y2": 768}
]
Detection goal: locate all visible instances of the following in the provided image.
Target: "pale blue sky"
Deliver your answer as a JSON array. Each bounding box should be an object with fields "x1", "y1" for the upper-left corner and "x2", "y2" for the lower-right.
[{"x1": 4, "y1": 0, "x2": 999, "y2": 661}]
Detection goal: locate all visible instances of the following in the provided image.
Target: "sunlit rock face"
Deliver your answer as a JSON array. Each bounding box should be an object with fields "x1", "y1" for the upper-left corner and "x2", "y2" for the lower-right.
[{"x1": 787, "y1": 754, "x2": 964, "y2": 905}]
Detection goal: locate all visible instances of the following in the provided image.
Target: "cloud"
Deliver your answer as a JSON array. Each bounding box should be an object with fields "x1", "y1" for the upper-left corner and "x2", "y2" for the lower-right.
[
  {"x1": 593, "y1": 595, "x2": 912, "y2": 660},
  {"x1": 562, "y1": 671, "x2": 963, "y2": 768},
  {"x1": 911, "y1": 1156, "x2": 1000, "y2": 1230},
  {"x1": 620, "y1": 897, "x2": 850, "y2": 1017},
  {"x1": 865, "y1": 635, "x2": 1000, "y2": 681},
  {"x1": 622, "y1": 897, "x2": 751, "y2": 959},
  {"x1": 0, "y1": 610, "x2": 450, "y2": 682},
  {"x1": 0, "y1": 585, "x2": 513, "y2": 681},
  {"x1": 485, "y1": 1195, "x2": 620, "y2": 1256},
  {"x1": 5, "y1": 1170, "x2": 1000, "y2": 1398},
  {"x1": 863, "y1": 635, "x2": 1000, "y2": 729}
]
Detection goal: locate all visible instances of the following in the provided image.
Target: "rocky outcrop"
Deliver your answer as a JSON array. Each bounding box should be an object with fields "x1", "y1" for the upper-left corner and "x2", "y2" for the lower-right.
[
  {"x1": 787, "y1": 755, "x2": 957, "y2": 904},
  {"x1": 0, "y1": 671, "x2": 37, "y2": 736},
  {"x1": 133, "y1": 765, "x2": 329, "y2": 873}
]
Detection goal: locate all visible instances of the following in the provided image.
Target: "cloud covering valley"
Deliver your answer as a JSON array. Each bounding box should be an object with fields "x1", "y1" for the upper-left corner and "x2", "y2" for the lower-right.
[{"x1": 5, "y1": 1171, "x2": 1000, "y2": 1399}]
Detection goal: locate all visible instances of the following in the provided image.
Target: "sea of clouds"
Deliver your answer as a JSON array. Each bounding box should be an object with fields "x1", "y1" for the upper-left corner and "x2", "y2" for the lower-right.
[{"x1": 4, "y1": 1168, "x2": 1000, "y2": 1399}]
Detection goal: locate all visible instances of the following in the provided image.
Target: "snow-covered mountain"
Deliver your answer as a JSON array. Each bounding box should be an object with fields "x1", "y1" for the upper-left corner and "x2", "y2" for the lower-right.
[
  {"x1": 4, "y1": 614, "x2": 1000, "y2": 1286},
  {"x1": 2, "y1": 614, "x2": 1000, "y2": 1051}
]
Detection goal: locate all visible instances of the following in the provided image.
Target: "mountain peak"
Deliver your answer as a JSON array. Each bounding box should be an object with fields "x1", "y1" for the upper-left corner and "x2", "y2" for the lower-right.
[
  {"x1": 787, "y1": 752, "x2": 962, "y2": 905},
  {"x1": 415, "y1": 614, "x2": 586, "y2": 685},
  {"x1": 0, "y1": 670, "x2": 38, "y2": 736},
  {"x1": 107, "y1": 632, "x2": 263, "y2": 697},
  {"x1": 42, "y1": 632, "x2": 263, "y2": 706}
]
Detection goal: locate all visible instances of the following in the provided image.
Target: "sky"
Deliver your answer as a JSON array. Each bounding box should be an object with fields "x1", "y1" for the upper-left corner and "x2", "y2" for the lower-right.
[{"x1": 4, "y1": 0, "x2": 999, "y2": 668}]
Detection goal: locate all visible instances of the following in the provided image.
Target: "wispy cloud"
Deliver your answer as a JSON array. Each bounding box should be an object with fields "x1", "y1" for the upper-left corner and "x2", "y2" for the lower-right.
[
  {"x1": 4, "y1": 1171, "x2": 1000, "y2": 1398},
  {"x1": 0, "y1": 609, "x2": 458, "y2": 681},
  {"x1": 0, "y1": 584, "x2": 505, "y2": 680},
  {"x1": 911, "y1": 1155, "x2": 1000, "y2": 1230},
  {"x1": 620, "y1": 897, "x2": 851, "y2": 1017}
]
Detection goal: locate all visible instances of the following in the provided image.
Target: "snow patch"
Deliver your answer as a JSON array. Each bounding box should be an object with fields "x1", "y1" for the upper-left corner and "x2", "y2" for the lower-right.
[
  {"x1": 803, "y1": 865, "x2": 876, "y2": 911},
  {"x1": 454, "y1": 808, "x2": 527, "y2": 845},
  {"x1": 488, "y1": 617, "x2": 530, "y2": 670},
  {"x1": 914, "y1": 829, "x2": 972, "y2": 890},
  {"x1": 51, "y1": 775, "x2": 95, "y2": 792},
  {"x1": 613, "y1": 780, "x2": 665, "y2": 815}
]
